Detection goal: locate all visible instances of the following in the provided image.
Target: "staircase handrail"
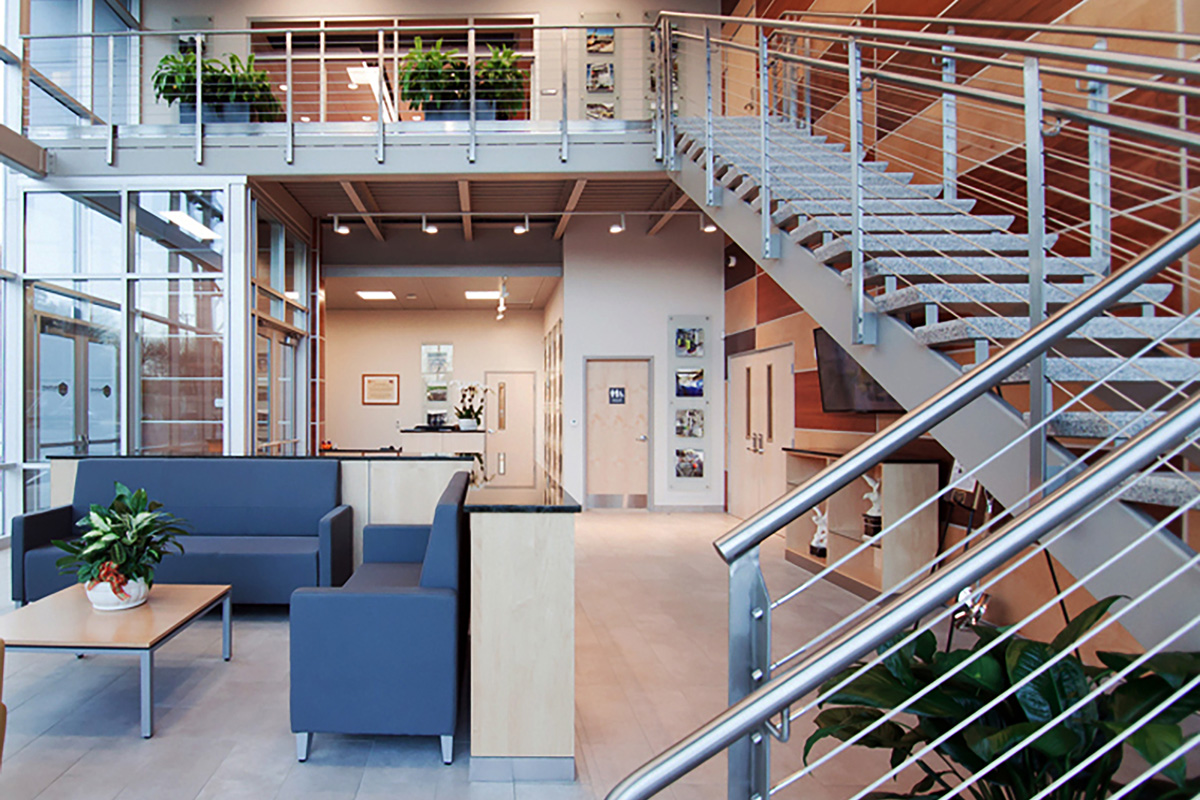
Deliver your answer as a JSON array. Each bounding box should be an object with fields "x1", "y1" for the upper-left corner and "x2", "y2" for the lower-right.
[
  {"x1": 715, "y1": 218, "x2": 1200, "y2": 565},
  {"x1": 606, "y1": 388, "x2": 1200, "y2": 800}
]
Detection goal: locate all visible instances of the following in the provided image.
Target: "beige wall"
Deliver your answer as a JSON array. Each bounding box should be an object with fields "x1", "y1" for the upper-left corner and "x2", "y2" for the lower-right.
[{"x1": 324, "y1": 309, "x2": 544, "y2": 450}]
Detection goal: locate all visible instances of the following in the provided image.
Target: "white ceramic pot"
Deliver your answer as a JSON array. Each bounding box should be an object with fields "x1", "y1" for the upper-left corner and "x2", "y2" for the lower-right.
[
  {"x1": 457, "y1": 418, "x2": 479, "y2": 431},
  {"x1": 86, "y1": 577, "x2": 149, "y2": 611}
]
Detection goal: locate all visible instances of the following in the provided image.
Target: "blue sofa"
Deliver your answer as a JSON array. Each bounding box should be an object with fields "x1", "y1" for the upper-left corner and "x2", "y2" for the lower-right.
[
  {"x1": 290, "y1": 471, "x2": 470, "y2": 764},
  {"x1": 12, "y1": 458, "x2": 352, "y2": 605}
]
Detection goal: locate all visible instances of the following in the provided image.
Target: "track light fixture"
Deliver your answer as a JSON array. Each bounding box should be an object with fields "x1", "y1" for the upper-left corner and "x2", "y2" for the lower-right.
[
  {"x1": 333, "y1": 216, "x2": 350, "y2": 235},
  {"x1": 609, "y1": 214, "x2": 626, "y2": 235},
  {"x1": 513, "y1": 214, "x2": 530, "y2": 235},
  {"x1": 701, "y1": 216, "x2": 718, "y2": 233},
  {"x1": 421, "y1": 215, "x2": 438, "y2": 235}
]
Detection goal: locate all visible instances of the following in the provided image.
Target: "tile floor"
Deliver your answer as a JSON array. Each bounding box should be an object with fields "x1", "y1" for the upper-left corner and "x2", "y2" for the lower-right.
[{"x1": 0, "y1": 512, "x2": 879, "y2": 800}]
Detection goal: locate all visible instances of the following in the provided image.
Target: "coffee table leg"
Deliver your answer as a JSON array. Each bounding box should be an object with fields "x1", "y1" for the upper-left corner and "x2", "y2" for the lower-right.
[
  {"x1": 141, "y1": 650, "x2": 154, "y2": 738},
  {"x1": 222, "y1": 593, "x2": 232, "y2": 661}
]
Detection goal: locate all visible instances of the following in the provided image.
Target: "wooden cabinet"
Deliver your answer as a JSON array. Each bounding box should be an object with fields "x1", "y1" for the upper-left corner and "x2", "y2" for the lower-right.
[{"x1": 784, "y1": 452, "x2": 940, "y2": 598}]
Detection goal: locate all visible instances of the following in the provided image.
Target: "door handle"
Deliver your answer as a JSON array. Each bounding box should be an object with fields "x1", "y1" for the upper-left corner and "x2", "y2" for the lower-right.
[{"x1": 636, "y1": 434, "x2": 648, "y2": 442}]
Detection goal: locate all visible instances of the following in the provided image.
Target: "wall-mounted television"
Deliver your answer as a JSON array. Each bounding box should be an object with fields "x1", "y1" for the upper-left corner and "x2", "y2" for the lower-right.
[{"x1": 813, "y1": 328, "x2": 905, "y2": 414}]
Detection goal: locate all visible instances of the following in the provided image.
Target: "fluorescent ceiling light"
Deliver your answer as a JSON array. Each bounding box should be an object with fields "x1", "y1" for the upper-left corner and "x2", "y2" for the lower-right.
[
  {"x1": 285, "y1": 291, "x2": 300, "y2": 300},
  {"x1": 356, "y1": 291, "x2": 396, "y2": 300},
  {"x1": 465, "y1": 290, "x2": 502, "y2": 300},
  {"x1": 162, "y1": 210, "x2": 219, "y2": 241}
]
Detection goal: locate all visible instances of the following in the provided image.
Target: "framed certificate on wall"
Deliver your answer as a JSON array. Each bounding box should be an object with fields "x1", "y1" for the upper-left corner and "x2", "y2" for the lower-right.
[{"x1": 362, "y1": 374, "x2": 399, "y2": 405}]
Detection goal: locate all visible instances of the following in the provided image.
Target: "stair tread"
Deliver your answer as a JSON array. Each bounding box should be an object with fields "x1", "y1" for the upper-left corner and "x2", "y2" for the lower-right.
[
  {"x1": 916, "y1": 315, "x2": 1200, "y2": 344},
  {"x1": 993, "y1": 357, "x2": 1198, "y2": 383},
  {"x1": 1021, "y1": 410, "x2": 1165, "y2": 438},
  {"x1": 864, "y1": 256, "x2": 1098, "y2": 280},
  {"x1": 772, "y1": 199, "x2": 979, "y2": 219},
  {"x1": 817, "y1": 232, "x2": 1056, "y2": 261},
  {"x1": 1120, "y1": 472, "x2": 1200, "y2": 506},
  {"x1": 875, "y1": 283, "x2": 1169, "y2": 313},
  {"x1": 796, "y1": 214, "x2": 1015, "y2": 236}
]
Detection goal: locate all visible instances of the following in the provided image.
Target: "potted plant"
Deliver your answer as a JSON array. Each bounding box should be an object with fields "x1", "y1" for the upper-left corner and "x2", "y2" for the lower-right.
[
  {"x1": 804, "y1": 596, "x2": 1200, "y2": 798},
  {"x1": 222, "y1": 53, "x2": 281, "y2": 122},
  {"x1": 453, "y1": 382, "x2": 488, "y2": 430},
  {"x1": 151, "y1": 51, "x2": 281, "y2": 123},
  {"x1": 475, "y1": 44, "x2": 525, "y2": 120},
  {"x1": 53, "y1": 482, "x2": 188, "y2": 611},
  {"x1": 399, "y1": 37, "x2": 469, "y2": 119}
]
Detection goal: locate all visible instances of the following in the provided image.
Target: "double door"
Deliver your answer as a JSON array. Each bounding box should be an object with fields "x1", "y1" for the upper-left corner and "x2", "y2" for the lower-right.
[{"x1": 727, "y1": 346, "x2": 794, "y2": 519}]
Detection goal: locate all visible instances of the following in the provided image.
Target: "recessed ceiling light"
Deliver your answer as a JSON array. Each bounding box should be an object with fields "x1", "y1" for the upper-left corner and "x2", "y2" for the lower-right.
[
  {"x1": 405, "y1": 293, "x2": 418, "y2": 300},
  {"x1": 279, "y1": 84, "x2": 288, "y2": 92},
  {"x1": 356, "y1": 290, "x2": 396, "y2": 300},
  {"x1": 412, "y1": 114, "x2": 423, "y2": 121},
  {"x1": 299, "y1": 115, "x2": 311, "y2": 123},
  {"x1": 465, "y1": 290, "x2": 502, "y2": 300},
  {"x1": 362, "y1": 115, "x2": 372, "y2": 122},
  {"x1": 348, "y1": 82, "x2": 359, "y2": 90},
  {"x1": 285, "y1": 291, "x2": 300, "y2": 300},
  {"x1": 162, "y1": 210, "x2": 219, "y2": 241}
]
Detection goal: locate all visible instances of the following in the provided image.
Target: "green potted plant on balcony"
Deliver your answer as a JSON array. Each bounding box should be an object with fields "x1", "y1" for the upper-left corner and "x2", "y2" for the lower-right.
[
  {"x1": 53, "y1": 482, "x2": 188, "y2": 611},
  {"x1": 222, "y1": 53, "x2": 282, "y2": 123},
  {"x1": 475, "y1": 44, "x2": 525, "y2": 120},
  {"x1": 152, "y1": 51, "x2": 281, "y2": 123},
  {"x1": 399, "y1": 37, "x2": 469, "y2": 119},
  {"x1": 804, "y1": 596, "x2": 1200, "y2": 798}
]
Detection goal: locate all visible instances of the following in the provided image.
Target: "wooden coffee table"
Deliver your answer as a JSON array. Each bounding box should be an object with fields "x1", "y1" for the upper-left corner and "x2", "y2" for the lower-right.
[{"x1": 0, "y1": 583, "x2": 232, "y2": 738}]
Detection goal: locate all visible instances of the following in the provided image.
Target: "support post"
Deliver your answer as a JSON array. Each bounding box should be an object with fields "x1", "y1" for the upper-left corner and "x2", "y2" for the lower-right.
[
  {"x1": 468, "y1": 25, "x2": 477, "y2": 164},
  {"x1": 727, "y1": 551, "x2": 771, "y2": 800},
  {"x1": 376, "y1": 30, "x2": 385, "y2": 164},
  {"x1": 849, "y1": 38, "x2": 874, "y2": 345},
  {"x1": 285, "y1": 31, "x2": 294, "y2": 164},
  {"x1": 705, "y1": 27, "x2": 720, "y2": 207},
  {"x1": 941, "y1": 32, "x2": 956, "y2": 201},
  {"x1": 802, "y1": 37, "x2": 812, "y2": 133},
  {"x1": 664, "y1": 19, "x2": 676, "y2": 167},
  {"x1": 319, "y1": 30, "x2": 327, "y2": 122},
  {"x1": 560, "y1": 27, "x2": 569, "y2": 163},
  {"x1": 653, "y1": 26, "x2": 664, "y2": 162},
  {"x1": 1087, "y1": 39, "x2": 1111, "y2": 277},
  {"x1": 1024, "y1": 57, "x2": 1048, "y2": 496},
  {"x1": 194, "y1": 33, "x2": 203, "y2": 165},
  {"x1": 106, "y1": 35, "x2": 115, "y2": 165},
  {"x1": 759, "y1": 30, "x2": 779, "y2": 260}
]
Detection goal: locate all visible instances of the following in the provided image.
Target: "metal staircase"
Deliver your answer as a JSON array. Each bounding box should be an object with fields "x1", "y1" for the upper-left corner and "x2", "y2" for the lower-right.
[{"x1": 612, "y1": 11, "x2": 1200, "y2": 800}]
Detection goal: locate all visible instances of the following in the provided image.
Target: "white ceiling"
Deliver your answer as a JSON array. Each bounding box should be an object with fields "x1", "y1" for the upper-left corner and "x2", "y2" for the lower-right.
[{"x1": 324, "y1": 275, "x2": 559, "y2": 311}]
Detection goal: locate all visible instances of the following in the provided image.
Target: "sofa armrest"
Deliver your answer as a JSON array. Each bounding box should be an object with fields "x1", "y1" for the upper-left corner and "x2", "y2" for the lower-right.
[
  {"x1": 362, "y1": 525, "x2": 430, "y2": 564},
  {"x1": 12, "y1": 504, "x2": 74, "y2": 604},
  {"x1": 317, "y1": 505, "x2": 353, "y2": 587},
  {"x1": 289, "y1": 587, "x2": 458, "y2": 735}
]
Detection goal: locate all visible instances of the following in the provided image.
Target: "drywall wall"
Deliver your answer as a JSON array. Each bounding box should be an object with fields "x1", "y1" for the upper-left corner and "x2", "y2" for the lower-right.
[
  {"x1": 324, "y1": 309, "x2": 543, "y2": 449},
  {"x1": 561, "y1": 216, "x2": 724, "y2": 510}
]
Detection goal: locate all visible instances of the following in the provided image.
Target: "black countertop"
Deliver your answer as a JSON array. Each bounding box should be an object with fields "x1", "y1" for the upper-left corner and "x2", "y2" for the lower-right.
[
  {"x1": 465, "y1": 472, "x2": 581, "y2": 513},
  {"x1": 400, "y1": 428, "x2": 485, "y2": 434}
]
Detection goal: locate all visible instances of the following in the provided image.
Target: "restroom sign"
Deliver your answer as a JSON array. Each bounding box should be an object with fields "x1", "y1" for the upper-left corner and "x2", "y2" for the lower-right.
[{"x1": 608, "y1": 387, "x2": 626, "y2": 404}]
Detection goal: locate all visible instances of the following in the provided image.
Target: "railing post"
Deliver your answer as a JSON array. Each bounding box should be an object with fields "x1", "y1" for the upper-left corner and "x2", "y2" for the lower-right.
[
  {"x1": 106, "y1": 34, "x2": 115, "y2": 165},
  {"x1": 1024, "y1": 56, "x2": 1048, "y2": 496},
  {"x1": 802, "y1": 36, "x2": 811, "y2": 133},
  {"x1": 653, "y1": 26, "x2": 663, "y2": 162},
  {"x1": 1087, "y1": 39, "x2": 1111, "y2": 277},
  {"x1": 759, "y1": 30, "x2": 779, "y2": 260},
  {"x1": 468, "y1": 25, "x2": 477, "y2": 164},
  {"x1": 319, "y1": 29, "x2": 327, "y2": 122},
  {"x1": 941, "y1": 31, "x2": 956, "y2": 201},
  {"x1": 285, "y1": 30, "x2": 294, "y2": 165},
  {"x1": 560, "y1": 27, "x2": 569, "y2": 163},
  {"x1": 376, "y1": 29, "x2": 385, "y2": 164},
  {"x1": 194, "y1": 33, "x2": 203, "y2": 165},
  {"x1": 727, "y1": 551, "x2": 771, "y2": 800},
  {"x1": 664, "y1": 19, "x2": 676, "y2": 167},
  {"x1": 849, "y1": 37, "x2": 874, "y2": 345},
  {"x1": 705, "y1": 27, "x2": 720, "y2": 207},
  {"x1": 781, "y1": 33, "x2": 796, "y2": 126}
]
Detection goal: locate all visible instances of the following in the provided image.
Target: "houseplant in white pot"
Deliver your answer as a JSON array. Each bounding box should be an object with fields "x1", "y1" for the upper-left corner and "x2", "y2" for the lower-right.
[
  {"x1": 53, "y1": 482, "x2": 188, "y2": 611},
  {"x1": 453, "y1": 382, "x2": 488, "y2": 431}
]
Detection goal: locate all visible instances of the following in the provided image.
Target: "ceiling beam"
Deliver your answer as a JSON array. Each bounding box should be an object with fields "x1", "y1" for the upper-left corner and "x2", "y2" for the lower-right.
[
  {"x1": 647, "y1": 192, "x2": 690, "y2": 236},
  {"x1": 552, "y1": 179, "x2": 587, "y2": 240},
  {"x1": 457, "y1": 180, "x2": 473, "y2": 241},
  {"x1": 340, "y1": 181, "x2": 385, "y2": 242}
]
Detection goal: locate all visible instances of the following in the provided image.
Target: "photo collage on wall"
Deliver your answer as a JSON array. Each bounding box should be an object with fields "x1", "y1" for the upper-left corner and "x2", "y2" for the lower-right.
[
  {"x1": 668, "y1": 315, "x2": 712, "y2": 490},
  {"x1": 585, "y1": 24, "x2": 617, "y2": 120}
]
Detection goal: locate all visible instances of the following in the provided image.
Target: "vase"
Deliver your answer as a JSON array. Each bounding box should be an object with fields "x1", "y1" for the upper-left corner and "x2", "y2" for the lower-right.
[
  {"x1": 458, "y1": 418, "x2": 479, "y2": 431},
  {"x1": 85, "y1": 577, "x2": 149, "y2": 611}
]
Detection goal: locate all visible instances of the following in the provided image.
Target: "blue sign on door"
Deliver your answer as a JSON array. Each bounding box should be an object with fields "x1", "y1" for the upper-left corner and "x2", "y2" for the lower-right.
[{"x1": 609, "y1": 387, "x2": 626, "y2": 404}]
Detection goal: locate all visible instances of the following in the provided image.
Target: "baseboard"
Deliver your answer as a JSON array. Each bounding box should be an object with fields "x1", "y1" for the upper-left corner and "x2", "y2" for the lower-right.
[{"x1": 647, "y1": 504, "x2": 727, "y2": 513}]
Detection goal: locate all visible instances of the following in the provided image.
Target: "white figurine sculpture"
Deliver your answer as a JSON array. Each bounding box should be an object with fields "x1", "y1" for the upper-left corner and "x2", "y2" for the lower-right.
[
  {"x1": 862, "y1": 474, "x2": 882, "y2": 518},
  {"x1": 810, "y1": 505, "x2": 829, "y2": 554}
]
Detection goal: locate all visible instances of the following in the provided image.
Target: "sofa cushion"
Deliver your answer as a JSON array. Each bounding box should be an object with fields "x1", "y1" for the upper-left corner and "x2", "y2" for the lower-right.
[
  {"x1": 343, "y1": 563, "x2": 423, "y2": 592},
  {"x1": 72, "y1": 458, "x2": 340, "y2": 537},
  {"x1": 24, "y1": 535, "x2": 319, "y2": 605}
]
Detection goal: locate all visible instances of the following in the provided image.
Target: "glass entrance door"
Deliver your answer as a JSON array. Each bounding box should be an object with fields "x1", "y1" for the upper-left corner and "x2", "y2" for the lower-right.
[{"x1": 255, "y1": 326, "x2": 299, "y2": 455}]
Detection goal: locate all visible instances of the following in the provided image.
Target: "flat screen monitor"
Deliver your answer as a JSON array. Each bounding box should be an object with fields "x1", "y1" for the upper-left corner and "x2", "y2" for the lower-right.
[{"x1": 813, "y1": 328, "x2": 904, "y2": 414}]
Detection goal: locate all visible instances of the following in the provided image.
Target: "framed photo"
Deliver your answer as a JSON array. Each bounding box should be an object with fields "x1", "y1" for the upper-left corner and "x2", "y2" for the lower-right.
[
  {"x1": 586, "y1": 27, "x2": 615, "y2": 54},
  {"x1": 362, "y1": 374, "x2": 399, "y2": 405},
  {"x1": 675, "y1": 368, "x2": 704, "y2": 398},
  {"x1": 586, "y1": 102, "x2": 615, "y2": 120},
  {"x1": 425, "y1": 377, "x2": 448, "y2": 403},
  {"x1": 675, "y1": 409, "x2": 704, "y2": 438},
  {"x1": 421, "y1": 344, "x2": 453, "y2": 374},
  {"x1": 586, "y1": 62, "x2": 615, "y2": 93},
  {"x1": 675, "y1": 448, "x2": 704, "y2": 478},
  {"x1": 675, "y1": 327, "x2": 704, "y2": 357}
]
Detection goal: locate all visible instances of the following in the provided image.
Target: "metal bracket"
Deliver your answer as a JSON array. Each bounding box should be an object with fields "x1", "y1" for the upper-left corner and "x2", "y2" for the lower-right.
[{"x1": 764, "y1": 706, "x2": 792, "y2": 743}]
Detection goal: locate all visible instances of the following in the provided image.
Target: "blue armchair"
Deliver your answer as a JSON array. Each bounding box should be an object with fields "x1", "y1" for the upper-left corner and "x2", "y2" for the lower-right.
[{"x1": 290, "y1": 471, "x2": 470, "y2": 763}]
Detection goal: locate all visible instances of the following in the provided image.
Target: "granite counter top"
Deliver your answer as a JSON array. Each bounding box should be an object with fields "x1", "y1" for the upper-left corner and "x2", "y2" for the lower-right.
[{"x1": 465, "y1": 472, "x2": 581, "y2": 513}]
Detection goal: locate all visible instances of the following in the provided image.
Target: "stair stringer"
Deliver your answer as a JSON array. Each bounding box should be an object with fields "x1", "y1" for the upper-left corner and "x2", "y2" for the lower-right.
[{"x1": 670, "y1": 153, "x2": 1200, "y2": 650}]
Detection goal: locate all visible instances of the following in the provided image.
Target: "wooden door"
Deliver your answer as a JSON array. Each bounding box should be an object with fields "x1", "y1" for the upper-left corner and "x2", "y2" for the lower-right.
[
  {"x1": 727, "y1": 347, "x2": 794, "y2": 518},
  {"x1": 586, "y1": 359, "x2": 650, "y2": 508},
  {"x1": 727, "y1": 354, "x2": 757, "y2": 519},
  {"x1": 484, "y1": 371, "x2": 536, "y2": 487},
  {"x1": 759, "y1": 346, "x2": 795, "y2": 510}
]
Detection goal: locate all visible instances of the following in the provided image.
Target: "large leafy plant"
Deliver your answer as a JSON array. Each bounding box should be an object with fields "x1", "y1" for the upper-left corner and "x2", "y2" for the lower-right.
[
  {"x1": 399, "y1": 37, "x2": 468, "y2": 112},
  {"x1": 805, "y1": 597, "x2": 1199, "y2": 799},
  {"x1": 151, "y1": 51, "x2": 281, "y2": 121},
  {"x1": 475, "y1": 45, "x2": 525, "y2": 118},
  {"x1": 54, "y1": 482, "x2": 188, "y2": 587}
]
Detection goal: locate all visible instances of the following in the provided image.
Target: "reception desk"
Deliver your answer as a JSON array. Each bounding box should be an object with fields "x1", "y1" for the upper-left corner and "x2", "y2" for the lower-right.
[
  {"x1": 400, "y1": 428, "x2": 485, "y2": 455},
  {"x1": 465, "y1": 476, "x2": 581, "y2": 781}
]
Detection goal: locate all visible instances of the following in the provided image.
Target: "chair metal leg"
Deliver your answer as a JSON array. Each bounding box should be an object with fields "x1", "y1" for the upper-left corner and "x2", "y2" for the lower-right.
[
  {"x1": 297, "y1": 732, "x2": 312, "y2": 762},
  {"x1": 440, "y1": 734, "x2": 453, "y2": 765}
]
